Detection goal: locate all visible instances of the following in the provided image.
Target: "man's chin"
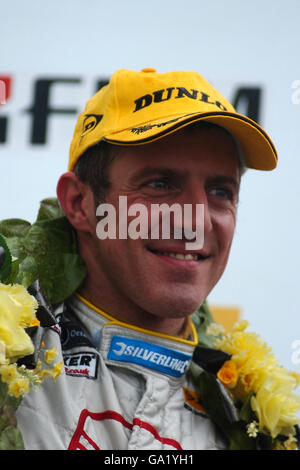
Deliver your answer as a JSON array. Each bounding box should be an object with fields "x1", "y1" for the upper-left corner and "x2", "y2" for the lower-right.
[{"x1": 144, "y1": 293, "x2": 205, "y2": 320}]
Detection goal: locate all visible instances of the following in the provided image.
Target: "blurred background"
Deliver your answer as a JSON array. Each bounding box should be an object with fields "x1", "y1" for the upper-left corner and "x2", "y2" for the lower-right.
[{"x1": 1, "y1": 0, "x2": 300, "y2": 371}]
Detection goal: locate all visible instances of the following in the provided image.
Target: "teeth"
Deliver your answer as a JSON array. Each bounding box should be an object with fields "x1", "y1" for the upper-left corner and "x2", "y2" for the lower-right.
[{"x1": 158, "y1": 251, "x2": 198, "y2": 261}]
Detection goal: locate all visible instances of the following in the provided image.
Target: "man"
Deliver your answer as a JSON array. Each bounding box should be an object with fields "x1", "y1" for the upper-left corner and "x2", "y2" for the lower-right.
[{"x1": 16, "y1": 68, "x2": 277, "y2": 450}]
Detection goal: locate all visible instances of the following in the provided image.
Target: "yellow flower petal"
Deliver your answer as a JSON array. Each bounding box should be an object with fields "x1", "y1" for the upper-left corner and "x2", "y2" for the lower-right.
[
  {"x1": 233, "y1": 320, "x2": 249, "y2": 332},
  {"x1": 8, "y1": 376, "x2": 30, "y2": 397},
  {"x1": 251, "y1": 372, "x2": 300, "y2": 437},
  {"x1": 51, "y1": 362, "x2": 63, "y2": 382},
  {"x1": 0, "y1": 283, "x2": 37, "y2": 359},
  {"x1": 0, "y1": 363, "x2": 19, "y2": 383},
  {"x1": 45, "y1": 347, "x2": 58, "y2": 364},
  {"x1": 30, "y1": 317, "x2": 40, "y2": 327},
  {"x1": 217, "y1": 360, "x2": 238, "y2": 389},
  {"x1": 214, "y1": 321, "x2": 300, "y2": 437},
  {"x1": 0, "y1": 340, "x2": 6, "y2": 364}
]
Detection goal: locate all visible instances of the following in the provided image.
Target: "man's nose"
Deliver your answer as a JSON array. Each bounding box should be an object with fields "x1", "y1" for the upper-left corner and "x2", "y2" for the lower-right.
[{"x1": 180, "y1": 185, "x2": 213, "y2": 236}]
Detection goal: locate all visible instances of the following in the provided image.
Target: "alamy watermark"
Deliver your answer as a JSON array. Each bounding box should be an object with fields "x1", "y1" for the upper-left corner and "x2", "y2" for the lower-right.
[
  {"x1": 95, "y1": 196, "x2": 205, "y2": 250},
  {"x1": 0, "y1": 80, "x2": 6, "y2": 105},
  {"x1": 291, "y1": 80, "x2": 300, "y2": 104},
  {"x1": 291, "y1": 339, "x2": 300, "y2": 365}
]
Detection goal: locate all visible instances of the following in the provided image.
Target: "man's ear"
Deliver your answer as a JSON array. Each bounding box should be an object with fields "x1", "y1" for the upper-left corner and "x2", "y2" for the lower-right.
[{"x1": 56, "y1": 172, "x2": 95, "y2": 233}]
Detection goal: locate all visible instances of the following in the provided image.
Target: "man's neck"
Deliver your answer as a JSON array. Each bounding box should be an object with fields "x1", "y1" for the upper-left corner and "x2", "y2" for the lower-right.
[{"x1": 77, "y1": 282, "x2": 190, "y2": 339}]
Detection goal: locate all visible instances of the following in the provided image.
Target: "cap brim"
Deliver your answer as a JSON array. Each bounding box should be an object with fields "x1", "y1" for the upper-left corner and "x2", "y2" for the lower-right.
[{"x1": 104, "y1": 111, "x2": 278, "y2": 171}]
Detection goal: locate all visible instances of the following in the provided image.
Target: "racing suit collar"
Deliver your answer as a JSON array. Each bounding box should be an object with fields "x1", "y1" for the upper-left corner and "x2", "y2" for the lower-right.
[
  {"x1": 70, "y1": 293, "x2": 198, "y2": 380},
  {"x1": 74, "y1": 292, "x2": 198, "y2": 347}
]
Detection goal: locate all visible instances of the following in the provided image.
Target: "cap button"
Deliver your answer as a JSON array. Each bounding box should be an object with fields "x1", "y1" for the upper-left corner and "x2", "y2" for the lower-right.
[{"x1": 141, "y1": 68, "x2": 156, "y2": 73}]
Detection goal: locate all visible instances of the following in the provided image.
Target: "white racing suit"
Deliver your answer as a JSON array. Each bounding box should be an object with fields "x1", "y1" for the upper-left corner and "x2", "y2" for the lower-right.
[{"x1": 16, "y1": 294, "x2": 226, "y2": 450}]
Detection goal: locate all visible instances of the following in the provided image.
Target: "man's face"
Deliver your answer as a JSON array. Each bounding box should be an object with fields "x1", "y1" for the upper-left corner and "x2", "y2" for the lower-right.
[{"x1": 84, "y1": 127, "x2": 240, "y2": 323}]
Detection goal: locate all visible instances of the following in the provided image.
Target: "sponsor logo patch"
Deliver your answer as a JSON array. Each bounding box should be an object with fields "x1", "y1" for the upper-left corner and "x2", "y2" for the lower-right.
[
  {"x1": 63, "y1": 352, "x2": 98, "y2": 379},
  {"x1": 107, "y1": 335, "x2": 192, "y2": 378},
  {"x1": 183, "y1": 386, "x2": 207, "y2": 417},
  {"x1": 60, "y1": 319, "x2": 94, "y2": 350},
  {"x1": 81, "y1": 113, "x2": 103, "y2": 137},
  {"x1": 133, "y1": 87, "x2": 228, "y2": 113}
]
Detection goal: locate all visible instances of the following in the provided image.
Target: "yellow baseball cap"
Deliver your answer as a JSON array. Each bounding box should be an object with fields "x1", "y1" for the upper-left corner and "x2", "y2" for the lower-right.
[{"x1": 68, "y1": 68, "x2": 278, "y2": 171}]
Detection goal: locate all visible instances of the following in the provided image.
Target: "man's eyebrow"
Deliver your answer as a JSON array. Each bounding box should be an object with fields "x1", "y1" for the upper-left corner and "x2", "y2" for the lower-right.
[
  {"x1": 129, "y1": 166, "x2": 188, "y2": 181},
  {"x1": 208, "y1": 175, "x2": 240, "y2": 191}
]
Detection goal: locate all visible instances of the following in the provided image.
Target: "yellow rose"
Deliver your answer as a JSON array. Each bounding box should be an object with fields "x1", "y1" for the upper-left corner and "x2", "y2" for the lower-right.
[
  {"x1": 251, "y1": 371, "x2": 300, "y2": 438},
  {"x1": 214, "y1": 324, "x2": 279, "y2": 401},
  {"x1": 0, "y1": 283, "x2": 38, "y2": 360},
  {"x1": 217, "y1": 360, "x2": 238, "y2": 389}
]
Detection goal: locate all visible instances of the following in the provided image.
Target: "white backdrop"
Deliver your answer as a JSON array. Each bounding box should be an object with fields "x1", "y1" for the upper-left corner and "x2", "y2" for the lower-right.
[{"x1": 1, "y1": 0, "x2": 300, "y2": 371}]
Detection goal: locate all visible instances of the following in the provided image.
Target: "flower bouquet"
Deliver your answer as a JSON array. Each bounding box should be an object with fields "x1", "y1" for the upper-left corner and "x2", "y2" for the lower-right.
[
  {"x1": 0, "y1": 233, "x2": 63, "y2": 449},
  {"x1": 0, "y1": 198, "x2": 87, "y2": 449},
  {"x1": 190, "y1": 308, "x2": 300, "y2": 450}
]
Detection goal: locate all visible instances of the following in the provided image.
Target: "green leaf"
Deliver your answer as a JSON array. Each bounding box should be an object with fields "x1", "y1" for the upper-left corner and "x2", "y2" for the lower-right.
[
  {"x1": 16, "y1": 256, "x2": 39, "y2": 288},
  {"x1": 0, "y1": 404, "x2": 18, "y2": 433},
  {"x1": 188, "y1": 302, "x2": 218, "y2": 380},
  {"x1": 0, "y1": 218, "x2": 31, "y2": 239},
  {"x1": 4, "y1": 236, "x2": 27, "y2": 263},
  {"x1": 239, "y1": 394, "x2": 255, "y2": 423},
  {"x1": 190, "y1": 370, "x2": 259, "y2": 450},
  {"x1": 193, "y1": 370, "x2": 238, "y2": 433},
  {"x1": 227, "y1": 421, "x2": 256, "y2": 450},
  {"x1": 0, "y1": 381, "x2": 8, "y2": 409},
  {"x1": 36, "y1": 252, "x2": 86, "y2": 305},
  {"x1": 0, "y1": 198, "x2": 87, "y2": 306},
  {"x1": 0, "y1": 234, "x2": 12, "y2": 283},
  {"x1": 36, "y1": 197, "x2": 65, "y2": 221},
  {"x1": 192, "y1": 300, "x2": 215, "y2": 348},
  {"x1": 0, "y1": 425, "x2": 25, "y2": 450},
  {"x1": 4, "y1": 258, "x2": 20, "y2": 285},
  {"x1": 23, "y1": 217, "x2": 78, "y2": 256},
  {"x1": 0, "y1": 380, "x2": 22, "y2": 411}
]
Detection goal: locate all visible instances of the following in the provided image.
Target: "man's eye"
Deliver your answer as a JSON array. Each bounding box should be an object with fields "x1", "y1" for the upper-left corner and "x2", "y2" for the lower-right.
[
  {"x1": 147, "y1": 180, "x2": 170, "y2": 189},
  {"x1": 210, "y1": 187, "x2": 234, "y2": 200}
]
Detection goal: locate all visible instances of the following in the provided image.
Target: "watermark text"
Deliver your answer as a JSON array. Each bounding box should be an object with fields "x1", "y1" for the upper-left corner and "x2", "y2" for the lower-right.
[
  {"x1": 96, "y1": 196, "x2": 205, "y2": 250},
  {"x1": 291, "y1": 339, "x2": 300, "y2": 365},
  {"x1": 291, "y1": 80, "x2": 300, "y2": 104},
  {"x1": 0, "y1": 80, "x2": 6, "y2": 105}
]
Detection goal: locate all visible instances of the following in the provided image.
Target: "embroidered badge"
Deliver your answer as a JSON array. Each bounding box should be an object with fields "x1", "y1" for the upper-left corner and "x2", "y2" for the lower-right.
[
  {"x1": 60, "y1": 319, "x2": 94, "y2": 350},
  {"x1": 64, "y1": 352, "x2": 99, "y2": 379},
  {"x1": 107, "y1": 335, "x2": 192, "y2": 378},
  {"x1": 183, "y1": 386, "x2": 207, "y2": 417}
]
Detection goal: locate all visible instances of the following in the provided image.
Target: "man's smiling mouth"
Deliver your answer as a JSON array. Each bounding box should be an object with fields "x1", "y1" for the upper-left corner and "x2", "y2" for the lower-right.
[{"x1": 148, "y1": 249, "x2": 209, "y2": 261}]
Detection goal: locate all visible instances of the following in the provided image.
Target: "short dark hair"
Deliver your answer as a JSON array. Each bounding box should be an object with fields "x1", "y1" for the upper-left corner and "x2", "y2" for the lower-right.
[
  {"x1": 73, "y1": 122, "x2": 245, "y2": 203},
  {"x1": 73, "y1": 141, "x2": 117, "y2": 204}
]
